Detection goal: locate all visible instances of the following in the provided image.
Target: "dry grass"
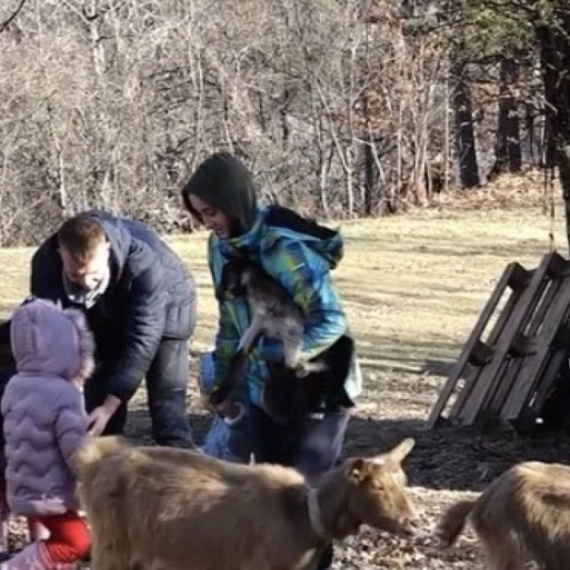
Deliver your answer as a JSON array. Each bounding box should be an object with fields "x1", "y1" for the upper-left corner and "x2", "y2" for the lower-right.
[{"x1": 0, "y1": 198, "x2": 568, "y2": 568}]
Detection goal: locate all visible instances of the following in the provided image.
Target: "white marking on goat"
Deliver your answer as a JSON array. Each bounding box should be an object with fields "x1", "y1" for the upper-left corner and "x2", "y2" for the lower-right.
[{"x1": 307, "y1": 487, "x2": 328, "y2": 539}]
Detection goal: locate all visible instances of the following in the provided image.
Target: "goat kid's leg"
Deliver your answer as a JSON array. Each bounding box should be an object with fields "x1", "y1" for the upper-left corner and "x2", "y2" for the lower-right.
[
  {"x1": 89, "y1": 530, "x2": 133, "y2": 570},
  {"x1": 91, "y1": 550, "x2": 129, "y2": 570},
  {"x1": 293, "y1": 359, "x2": 328, "y2": 378},
  {"x1": 237, "y1": 315, "x2": 264, "y2": 353},
  {"x1": 282, "y1": 335, "x2": 327, "y2": 377}
]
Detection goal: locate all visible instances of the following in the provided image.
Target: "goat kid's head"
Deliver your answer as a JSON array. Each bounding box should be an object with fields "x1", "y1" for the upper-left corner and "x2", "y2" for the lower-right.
[
  {"x1": 216, "y1": 247, "x2": 252, "y2": 300},
  {"x1": 345, "y1": 438, "x2": 416, "y2": 537}
]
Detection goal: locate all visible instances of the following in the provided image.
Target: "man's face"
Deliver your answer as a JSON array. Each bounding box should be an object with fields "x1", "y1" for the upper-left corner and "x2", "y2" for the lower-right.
[{"x1": 59, "y1": 241, "x2": 110, "y2": 292}]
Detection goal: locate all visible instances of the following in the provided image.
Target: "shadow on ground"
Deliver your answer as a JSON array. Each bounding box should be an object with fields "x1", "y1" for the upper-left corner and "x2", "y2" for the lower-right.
[
  {"x1": 345, "y1": 413, "x2": 570, "y2": 493},
  {"x1": 125, "y1": 402, "x2": 570, "y2": 495}
]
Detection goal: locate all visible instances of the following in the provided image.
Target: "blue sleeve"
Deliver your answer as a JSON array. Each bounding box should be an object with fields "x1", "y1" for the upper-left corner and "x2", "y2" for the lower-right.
[{"x1": 208, "y1": 238, "x2": 241, "y2": 392}]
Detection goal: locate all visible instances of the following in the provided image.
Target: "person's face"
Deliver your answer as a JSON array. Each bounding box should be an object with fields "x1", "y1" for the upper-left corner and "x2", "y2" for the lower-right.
[
  {"x1": 188, "y1": 195, "x2": 232, "y2": 238},
  {"x1": 59, "y1": 241, "x2": 110, "y2": 291}
]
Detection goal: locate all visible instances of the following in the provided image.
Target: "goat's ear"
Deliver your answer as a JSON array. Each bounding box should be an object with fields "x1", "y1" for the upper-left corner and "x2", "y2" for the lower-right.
[
  {"x1": 346, "y1": 458, "x2": 371, "y2": 484},
  {"x1": 386, "y1": 438, "x2": 415, "y2": 464}
]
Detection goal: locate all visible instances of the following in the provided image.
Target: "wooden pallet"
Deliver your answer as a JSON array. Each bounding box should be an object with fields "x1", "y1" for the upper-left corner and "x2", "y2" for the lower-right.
[{"x1": 426, "y1": 251, "x2": 570, "y2": 430}]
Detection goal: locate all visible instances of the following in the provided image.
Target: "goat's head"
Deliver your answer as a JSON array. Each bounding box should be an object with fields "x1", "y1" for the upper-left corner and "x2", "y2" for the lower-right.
[
  {"x1": 344, "y1": 438, "x2": 416, "y2": 536},
  {"x1": 216, "y1": 247, "x2": 252, "y2": 300}
]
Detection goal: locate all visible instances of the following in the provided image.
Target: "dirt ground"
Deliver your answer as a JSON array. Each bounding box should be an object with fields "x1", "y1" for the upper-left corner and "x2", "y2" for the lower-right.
[
  {"x1": 113, "y1": 351, "x2": 570, "y2": 569},
  {"x1": 1, "y1": 182, "x2": 569, "y2": 568}
]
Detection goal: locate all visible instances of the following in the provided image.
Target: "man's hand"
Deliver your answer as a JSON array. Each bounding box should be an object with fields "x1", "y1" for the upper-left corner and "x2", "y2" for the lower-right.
[{"x1": 88, "y1": 395, "x2": 121, "y2": 436}]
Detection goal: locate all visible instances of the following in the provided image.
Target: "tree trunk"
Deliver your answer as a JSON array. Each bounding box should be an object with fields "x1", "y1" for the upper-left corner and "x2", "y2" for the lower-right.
[
  {"x1": 537, "y1": 14, "x2": 570, "y2": 251},
  {"x1": 492, "y1": 58, "x2": 522, "y2": 177},
  {"x1": 363, "y1": 141, "x2": 375, "y2": 216},
  {"x1": 450, "y1": 53, "x2": 480, "y2": 188}
]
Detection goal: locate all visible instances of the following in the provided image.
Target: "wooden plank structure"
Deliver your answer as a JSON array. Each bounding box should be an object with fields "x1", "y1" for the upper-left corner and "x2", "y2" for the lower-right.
[{"x1": 426, "y1": 251, "x2": 570, "y2": 431}]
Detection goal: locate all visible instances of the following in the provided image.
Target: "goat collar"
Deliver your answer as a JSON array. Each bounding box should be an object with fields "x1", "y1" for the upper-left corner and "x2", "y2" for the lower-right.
[{"x1": 307, "y1": 488, "x2": 329, "y2": 540}]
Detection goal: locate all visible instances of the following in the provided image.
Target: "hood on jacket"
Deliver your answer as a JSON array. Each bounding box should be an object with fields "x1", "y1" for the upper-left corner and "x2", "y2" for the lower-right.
[
  {"x1": 182, "y1": 152, "x2": 259, "y2": 235},
  {"x1": 217, "y1": 205, "x2": 345, "y2": 271},
  {"x1": 10, "y1": 297, "x2": 95, "y2": 382}
]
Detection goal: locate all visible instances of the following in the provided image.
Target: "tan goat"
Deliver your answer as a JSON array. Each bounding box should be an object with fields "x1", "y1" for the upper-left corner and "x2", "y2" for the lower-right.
[
  {"x1": 75, "y1": 435, "x2": 416, "y2": 570},
  {"x1": 437, "y1": 460, "x2": 570, "y2": 570}
]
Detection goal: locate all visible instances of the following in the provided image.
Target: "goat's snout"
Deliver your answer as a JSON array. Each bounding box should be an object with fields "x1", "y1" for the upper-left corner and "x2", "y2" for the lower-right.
[
  {"x1": 396, "y1": 505, "x2": 419, "y2": 537},
  {"x1": 399, "y1": 515, "x2": 418, "y2": 537}
]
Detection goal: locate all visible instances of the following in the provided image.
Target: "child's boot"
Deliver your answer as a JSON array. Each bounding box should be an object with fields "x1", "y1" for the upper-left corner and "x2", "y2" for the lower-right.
[
  {"x1": 0, "y1": 541, "x2": 52, "y2": 570},
  {"x1": 0, "y1": 541, "x2": 79, "y2": 570}
]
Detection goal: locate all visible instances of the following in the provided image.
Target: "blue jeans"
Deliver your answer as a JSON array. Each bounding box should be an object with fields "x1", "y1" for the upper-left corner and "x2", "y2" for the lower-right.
[
  {"x1": 198, "y1": 352, "x2": 252, "y2": 463},
  {"x1": 250, "y1": 403, "x2": 350, "y2": 570}
]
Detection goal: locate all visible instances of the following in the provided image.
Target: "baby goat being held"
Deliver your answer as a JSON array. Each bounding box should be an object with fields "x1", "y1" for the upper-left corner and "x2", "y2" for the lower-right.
[
  {"x1": 210, "y1": 248, "x2": 327, "y2": 407},
  {"x1": 436, "y1": 460, "x2": 570, "y2": 570}
]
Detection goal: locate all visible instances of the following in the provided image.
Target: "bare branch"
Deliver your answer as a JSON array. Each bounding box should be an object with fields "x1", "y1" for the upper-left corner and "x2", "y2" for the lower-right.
[{"x1": 0, "y1": 0, "x2": 26, "y2": 34}]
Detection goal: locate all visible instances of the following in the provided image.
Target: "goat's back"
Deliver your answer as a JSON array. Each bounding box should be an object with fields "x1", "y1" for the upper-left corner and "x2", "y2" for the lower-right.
[
  {"x1": 77, "y1": 441, "x2": 314, "y2": 570},
  {"x1": 471, "y1": 461, "x2": 570, "y2": 566}
]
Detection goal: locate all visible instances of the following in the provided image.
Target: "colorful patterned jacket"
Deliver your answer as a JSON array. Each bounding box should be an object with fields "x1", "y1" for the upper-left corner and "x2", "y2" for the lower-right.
[{"x1": 208, "y1": 205, "x2": 362, "y2": 408}]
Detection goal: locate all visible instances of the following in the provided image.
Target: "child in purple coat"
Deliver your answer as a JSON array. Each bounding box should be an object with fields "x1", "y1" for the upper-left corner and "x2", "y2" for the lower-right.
[{"x1": 0, "y1": 298, "x2": 92, "y2": 569}]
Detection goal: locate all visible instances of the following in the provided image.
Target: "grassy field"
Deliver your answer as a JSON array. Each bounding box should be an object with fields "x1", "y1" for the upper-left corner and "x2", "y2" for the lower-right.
[
  {"x1": 1, "y1": 201, "x2": 567, "y2": 568},
  {"x1": 1, "y1": 204, "x2": 564, "y2": 422}
]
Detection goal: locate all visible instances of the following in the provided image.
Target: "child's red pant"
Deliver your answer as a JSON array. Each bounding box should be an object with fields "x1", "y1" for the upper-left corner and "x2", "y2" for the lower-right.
[{"x1": 28, "y1": 511, "x2": 90, "y2": 564}]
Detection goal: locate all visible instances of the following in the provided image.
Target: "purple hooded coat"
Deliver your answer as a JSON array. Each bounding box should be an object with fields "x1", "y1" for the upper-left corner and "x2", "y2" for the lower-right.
[{"x1": 1, "y1": 299, "x2": 94, "y2": 517}]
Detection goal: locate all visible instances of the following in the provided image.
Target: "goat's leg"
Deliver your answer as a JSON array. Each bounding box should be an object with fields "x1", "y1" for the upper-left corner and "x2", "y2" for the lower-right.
[
  {"x1": 91, "y1": 547, "x2": 130, "y2": 570},
  {"x1": 474, "y1": 521, "x2": 525, "y2": 570},
  {"x1": 293, "y1": 359, "x2": 328, "y2": 378},
  {"x1": 237, "y1": 314, "x2": 264, "y2": 353},
  {"x1": 282, "y1": 335, "x2": 302, "y2": 369},
  {"x1": 282, "y1": 331, "x2": 327, "y2": 377}
]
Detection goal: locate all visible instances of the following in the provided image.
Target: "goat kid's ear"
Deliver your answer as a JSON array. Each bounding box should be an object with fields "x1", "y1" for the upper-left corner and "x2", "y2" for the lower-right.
[
  {"x1": 386, "y1": 438, "x2": 415, "y2": 464},
  {"x1": 346, "y1": 458, "x2": 371, "y2": 484}
]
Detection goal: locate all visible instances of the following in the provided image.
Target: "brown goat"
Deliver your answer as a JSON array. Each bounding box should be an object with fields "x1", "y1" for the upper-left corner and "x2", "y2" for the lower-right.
[
  {"x1": 75, "y1": 436, "x2": 416, "y2": 570},
  {"x1": 437, "y1": 460, "x2": 570, "y2": 570}
]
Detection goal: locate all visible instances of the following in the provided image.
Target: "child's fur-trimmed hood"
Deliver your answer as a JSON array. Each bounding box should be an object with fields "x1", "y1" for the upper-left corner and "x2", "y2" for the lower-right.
[{"x1": 10, "y1": 297, "x2": 95, "y2": 383}]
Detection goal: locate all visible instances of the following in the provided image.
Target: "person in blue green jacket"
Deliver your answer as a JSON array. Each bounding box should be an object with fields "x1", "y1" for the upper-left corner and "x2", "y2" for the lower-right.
[{"x1": 182, "y1": 152, "x2": 362, "y2": 570}]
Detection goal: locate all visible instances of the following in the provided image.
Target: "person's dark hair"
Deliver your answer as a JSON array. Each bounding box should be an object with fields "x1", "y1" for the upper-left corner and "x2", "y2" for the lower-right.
[
  {"x1": 57, "y1": 214, "x2": 106, "y2": 262},
  {"x1": 181, "y1": 152, "x2": 258, "y2": 236}
]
